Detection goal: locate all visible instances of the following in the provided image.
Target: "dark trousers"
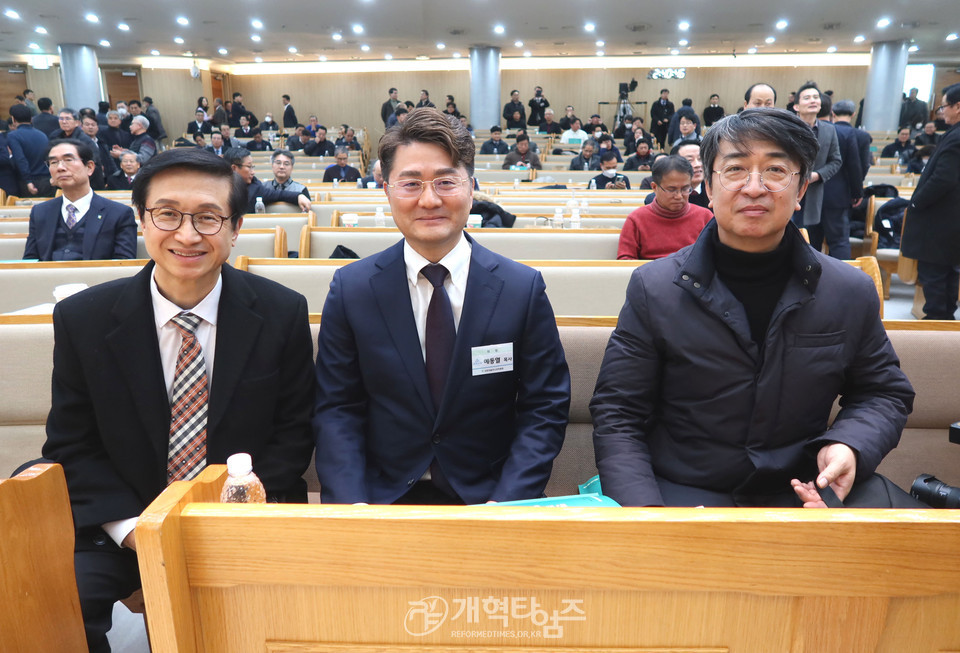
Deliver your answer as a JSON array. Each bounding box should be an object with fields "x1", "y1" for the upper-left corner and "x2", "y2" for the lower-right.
[
  {"x1": 18, "y1": 176, "x2": 54, "y2": 198},
  {"x1": 75, "y1": 546, "x2": 142, "y2": 653},
  {"x1": 810, "y1": 207, "x2": 851, "y2": 259},
  {"x1": 918, "y1": 260, "x2": 960, "y2": 319}
]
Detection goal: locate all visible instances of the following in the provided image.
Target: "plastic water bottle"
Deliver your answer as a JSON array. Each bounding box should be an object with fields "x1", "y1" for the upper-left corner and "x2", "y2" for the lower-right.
[
  {"x1": 580, "y1": 199, "x2": 589, "y2": 216},
  {"x1": 552, "y1": 207, "x2": 563, "y2": 229},
  {"x1": 254, "y1": 196, "x2": 265, "y2": 214},
  {"x1": 513, "y1": 178, "x2": 520, "y2": 190},
  {"x1": 588, "y1": 178, "x2": 597, "y2": 190},
  {"x1": 569, "y1": 208, "x2": 581, "y2": 230},
  {"x1": 332, "y1": 177, "x2": 340, "y2": 188},
  {"x1": 220, "y1": 453, "x2": 266, "y2": 503},
  {"x1": 375, "y1": 206, "x2": 386, "y2": 227}
]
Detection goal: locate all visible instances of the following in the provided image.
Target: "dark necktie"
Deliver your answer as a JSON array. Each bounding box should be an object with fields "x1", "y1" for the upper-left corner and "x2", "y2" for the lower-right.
[
  {"x1": 421, "y1": 264, "x2": 455, "y2": 410},
  {"x1": 167, "y1": 312, "x2": 208, "y2": 483}
]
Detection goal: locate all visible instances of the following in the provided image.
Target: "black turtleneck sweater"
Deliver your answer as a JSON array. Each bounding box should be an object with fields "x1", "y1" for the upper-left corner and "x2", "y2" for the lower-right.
[{"x1": 713, "y1": 231, "x2": 794, "y2": 344}]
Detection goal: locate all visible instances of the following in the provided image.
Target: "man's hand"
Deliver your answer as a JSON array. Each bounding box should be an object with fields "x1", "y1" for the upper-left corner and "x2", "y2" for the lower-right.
[
  {"x1": 613, "y1": 179, "x2": 627, "y2": 190},
  {"x1": 110, "y1": 145, "x2": 122, "y2": 159},
  {"x1": 297, "y1": 194, "x2": 312, "y2": 213},
  {"x1": 809, "y1": 171, "x2": 821, "y2": 183},
  {"x1": 121, "y1": 530, "x2": 137, "y2": 551},
  {"x1": 26, "y1": 182, "x2": 38, "y2": 195},
  {"x1": 604, "y1": 181, "x2": 615, "y2": 189},
  {"x1": 791, "y1": 442, "x2": 857, "y2": 507}
]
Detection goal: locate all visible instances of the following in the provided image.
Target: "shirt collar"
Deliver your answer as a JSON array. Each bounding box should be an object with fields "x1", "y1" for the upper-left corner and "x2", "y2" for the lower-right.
[
  {"x1": 150, "y1": 266, "x2": 222, "y2": 329},
  {"x1": 62, "y1": 188, "x2": 95, "y2": 221},
  {"x1": 404, "y1": 231, "x2": 471, "y2": 288}
]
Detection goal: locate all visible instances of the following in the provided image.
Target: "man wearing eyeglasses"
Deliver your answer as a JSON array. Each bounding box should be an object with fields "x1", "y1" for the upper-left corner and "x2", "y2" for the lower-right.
[
  {"x1": 40, "y1": 148, "x2": 315, "y2": 652},
  {"x1": 23, "y1": 139, "x2": 136, "y2": 261},
  {"x1": 227, "y1": 147, "x2": 312, "y2": 213},
  {"x1": 593, "y1": 108, "x2": 917, "y2": 509},
  {"x1": 901, "y1": 83, "x2": 960, "y2": 320},
  {"x1": 314, "y1": 107, "x2": 570, "y2": 505}
]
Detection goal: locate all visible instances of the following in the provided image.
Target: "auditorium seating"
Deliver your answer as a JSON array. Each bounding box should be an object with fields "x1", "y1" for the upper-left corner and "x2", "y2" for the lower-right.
[
  {"x1": 0, "y1": 218, "x2": 29, "y2": 234},
  {"x1": 135, "y1": 226, "x2": 287, "y2": 261},
  {"x1": 0, "y1": 234, "x2": 28, "y2": 260},
  {"x1": 0, "y1": 259, "x2": 147, "y2": 314}
]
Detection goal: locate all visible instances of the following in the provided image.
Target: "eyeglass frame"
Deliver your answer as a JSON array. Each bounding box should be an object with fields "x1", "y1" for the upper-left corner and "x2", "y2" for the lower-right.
[
  {"x1": 385, "y1": 176, "x2": 472, "y2": 198},
  {"x1": 655, "y1": 184, "x2": 694, "y2": 196},
  {"x1": 936, "y1": 101, "x2": 958, "y2": 113},
  {"x1": 144, "y1": 207, "x2": 236, "y2": 235},
  {"x1": 712, "y1": 165, "x2": 801, "y2": 193}
]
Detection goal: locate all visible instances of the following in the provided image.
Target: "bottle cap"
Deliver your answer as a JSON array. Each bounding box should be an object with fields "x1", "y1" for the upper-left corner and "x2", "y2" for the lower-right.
[
  {"x1": 226, "y1": 452, "x2": 253, "y2": 476},
  {"x1": 256, "y1": 196, "x2": 263, "y2": 202}
]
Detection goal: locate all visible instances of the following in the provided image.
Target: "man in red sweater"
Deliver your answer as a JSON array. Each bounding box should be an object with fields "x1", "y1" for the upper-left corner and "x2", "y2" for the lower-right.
[{"x1": 618, "y1": 155, "x2": 714, "y2": 259}]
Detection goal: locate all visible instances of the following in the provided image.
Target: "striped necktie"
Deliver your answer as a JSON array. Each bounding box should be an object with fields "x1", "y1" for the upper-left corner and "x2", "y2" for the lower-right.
[
  {"x1": 65, "y1": 204, "x2": 78, "y2": 229},
  {"x1": 166, "y1": 312, "x2": 208, "y2": 483}
]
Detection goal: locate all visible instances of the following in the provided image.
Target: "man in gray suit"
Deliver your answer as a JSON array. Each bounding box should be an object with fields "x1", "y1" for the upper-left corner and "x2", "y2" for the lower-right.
[{"x1": 790, "y1": 82, "x2": 841, "y2": 245}]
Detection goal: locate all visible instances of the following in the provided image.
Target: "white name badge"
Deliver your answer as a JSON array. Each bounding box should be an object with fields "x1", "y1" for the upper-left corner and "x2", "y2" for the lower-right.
[{"x1": 471, "y1": 343, "x2": 514, "y2": 376}]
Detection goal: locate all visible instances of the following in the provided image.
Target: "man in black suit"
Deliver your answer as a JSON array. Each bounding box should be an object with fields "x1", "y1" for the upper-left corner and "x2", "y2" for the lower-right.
[
  {"x1": 31, "y1": 96, "x2": 59, "y2": 136},
  {"x1": 235, "y1": 114, "x2": 255, "y2": 138},
  {"x1": 227, "y1": 147, "x2": 312, "y2": 212},
  {"x1": 106, "y1": 150, "x2": 140, "y2": 190},
  {"x1": 321, "y1": 149, "x2": 362, "y2": 183},
  {"x1": 23, "y1": 139, "x2": 136, "y2": 261},
  {"x1": 205, "y1": 132, "x2": 226, "y2": 157},
  {"x1": 282, "y1": 94, "x2": 298, "y2": 128},
  {"x1": 41, "y1": 148, "x2": 316, "y2": 652},
  {"x1": 381, "y1": 87, "x2": 400, "y2": 127},
  {"x1": 187, "y1": 108, "x2": 213, "y2": 136},
  {"x1": 650, "y1": 89, "x2": 675, "y2": 150}
]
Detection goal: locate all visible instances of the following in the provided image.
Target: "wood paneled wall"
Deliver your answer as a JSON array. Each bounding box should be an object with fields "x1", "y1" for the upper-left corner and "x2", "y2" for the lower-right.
[
  {"x1": 24, "y1": 66, "x2": 64, "y2": 110},
  {"x1": 140, "y1": 68, "x2": 206, "y2": 139}
]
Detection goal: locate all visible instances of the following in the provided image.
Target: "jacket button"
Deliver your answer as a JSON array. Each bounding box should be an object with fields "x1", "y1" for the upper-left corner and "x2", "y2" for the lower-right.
[
  {"x1": 408, "y1": 479, "x2": 416, "y2": 486},
  {"x1": 681, "y1": 274, "x2": 690, "y2": 281},
  {"x1": 805, "y1": 265, "x2": 812, "y2": 271},
  {"x1": 93, "y1": 534, "x2": 107, "y2": 546},
  {"x1": 693, "y1": 282, "x2": 701, "y2": 289},
  {"x1": 803, "y1": 279, "x2": 809, "y2": 285},
  {"x1": 432, "y1": 434, "x2": 441, "y2": 444}
]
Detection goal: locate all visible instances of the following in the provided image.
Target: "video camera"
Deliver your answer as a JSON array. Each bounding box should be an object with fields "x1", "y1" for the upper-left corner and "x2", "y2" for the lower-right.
[
  {"x1": 618, "y1": 79, "x2": 638, "y2": 101},
  {"x1": 910, "y1": 422, "x2": 960, "y2": 508}
]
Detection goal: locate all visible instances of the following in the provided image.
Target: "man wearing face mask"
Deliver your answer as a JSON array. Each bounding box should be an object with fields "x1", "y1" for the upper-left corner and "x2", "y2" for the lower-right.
[
  {"x1": 527, "y1": 86, "x2": 549, "y2": 126},
  {"x1": 591, "y1": 151, "x2": 631, "y2": 190}
]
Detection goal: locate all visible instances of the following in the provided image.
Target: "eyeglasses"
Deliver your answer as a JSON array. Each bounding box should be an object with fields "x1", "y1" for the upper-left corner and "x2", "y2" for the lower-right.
[
  {"x1": 657, "y1": 185, "x2": 693, "y2": 196},
  {"x1": 714, "y1": 165, "x2": 800, "y2": 192},
  {"x1": 936, "y1": 102, "x2": 958, "y2": 113},
  {"x1": 145, "y1": 208, "x2": 233, "y2": 235},
  {"x1": 386, "y1": 177, "x2": 470, "y2": 199},
  {"x1": 47, "y1": 155, "x2": 83, "y2": 168},
  {"x1": 240, "y1": 163, "x2": 255, "y2": 170}
]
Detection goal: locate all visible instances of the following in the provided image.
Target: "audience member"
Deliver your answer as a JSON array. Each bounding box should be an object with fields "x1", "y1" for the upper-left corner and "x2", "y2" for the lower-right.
[
  {"x1": 558, "y1": 105, "x2": 579, "y2": 131},
  {"x1": 386, "y1": 105, "x2": 409, "y2": 129},
  {"x1": 703, "y1": 94, "x2": 725, "y2": 126},
  {"x1": 141, "y1": 96, "x2": 167, "y2": 144},
  {"x1": 913, "y1": 122, "x2": 941, "y2": 147},
  {"x1": 881, "y1": 127, "x2": 916, "y2": 163},
  {"x1": 211, "y1": 97, "x2": 228, "y2": 127},
  {"x1": 832, "y1": 99, "x2": 872, "y2": 176},
  {"x1": 381, "y1": 87, "x2": 400, "y2": 127},
  {"x1": 260, "y1": 112, "x2": 279, "y2": 131},
  {"x1": 336, "y1": 127, "x2": 361, "y2": 151},
  {"x1": 416, "y1": 89, "x2": 435, "y2": 108},
  {"x1": 99, "y1": 111, "x2": 131, "y2": 150},
  {"x1": 107, "y1": 150, "x2": 140, "y2": 190},
  {"x1": 116, "y1": 115, "x2": 157, "y2": 165},
  {"x1": 322, "y1": 149, "x2": 362, "y2": 183},
  {"x1": 206, "y1": 132, "x2": 226, "y2": 157},
  {"x1": 596, "y1": 133, "x2": 623, "y2": 162},
  {"x1": 501, "y1": 133, "x2": 542, "y2": 169},
  {"x1": 569, "y1": 142, "x2": 600, "y2": 171},
  {"x1": 624, "y1": 140, "x2": 655, "y2": 171},
  {"x1": 560, "y1": 119, "x2": 588, "y2": 145},
  {"x1": 743, "y1": 83, "x2": 777, "y2": 109},
  {"x1": 672, "y1": 114, "x2": 702, "y2": 147},
  {"x1": 899, "y1": 87, "x2": 928, "y2": 130},
  {"x1": 503, "y1": 90, "x2": 526, "y2": 128},
  {"x1": 95, "y1": 100, "x2": 110, "y2": 125},
  {"x1": 790, "y1": 82, "x2": 841, "y2": 234},
  {"x1": 219, "y1": 123, "x2": 242, "y2": 150},
  {"x1": 538, "y1": 108, "x2": 562, "y2": 135},
  {"x1": 303, "y1": 125, "x2": 336, "y2": 157},
  {"x1": 281, "y1": 94, "x2": 298, "y2": 128},
  {"x1": 591, "y1": 150, "x2": 630, "y2": 189},
  {"x1": 245, "y1": 129, "x2": 272, "y2": 152},
  {"x1": 235, "y1": 115, "x2": 255, "y2": 138},
  {"x1": 195, "y1": 96, "x2": 210, "y2": 121},
  {"x1": 81, "y1": 115, "x2": 117, "y2": 184},
  {"x1": 23, "y1": 88, "x2": 39, "y2": 116},
  {"x1": 818, "y1": 104, "x2": 865, "y2": 259},
  {"x1": 528, "y1": 86, "x2": 549, "y2": 126},
  {"x1": 31, "y1": 97, "x2": 59, "y2": 136},
  {"x1": 8, "y1": 103, "x2": 55, "y2": 197},
  {"x1": 268, "y1": 149, "x2": 310, "y2": 197},
  {"x1": 359, "y1": 159, "x2": 384, "y2": 189},
  {"x1": 187, "y1": 109, "x2": 213, "y2": 135},
  {"x1": 650, "y1": 89, "x2": 675, "y2": 149},
  {"x1": 479, "y1": 126, "x2": 510, "y2": 155},
  {"x1": 227, "y1": 147, "x2": 311, "y2": 212}
]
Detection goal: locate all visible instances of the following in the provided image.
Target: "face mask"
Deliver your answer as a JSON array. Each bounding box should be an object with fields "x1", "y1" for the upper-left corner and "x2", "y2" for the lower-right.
[
  {"x1": 118, "y1": 107, "x2": 128, "y2": 116},
  {"x1": 602, "y1": 168, "x2": 617, "y2": 178},
  {"x1": 624, "y1": 123, "x2": 632, "y2": 130},
  {"x1": 264, "y1": 116, "x2": 272, "y2": 123}
]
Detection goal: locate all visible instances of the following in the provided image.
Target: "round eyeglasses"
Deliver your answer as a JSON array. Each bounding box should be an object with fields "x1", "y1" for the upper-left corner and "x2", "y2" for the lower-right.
[
  {"x1": 386, "y1": 177, "x2": 470, "y2": 199},
  {"x1": 145, "y1": 208, "x2": 233, "y2": 235},
  {"x1": 713, "y1": 165, "x2": 800, "y2": 192}
]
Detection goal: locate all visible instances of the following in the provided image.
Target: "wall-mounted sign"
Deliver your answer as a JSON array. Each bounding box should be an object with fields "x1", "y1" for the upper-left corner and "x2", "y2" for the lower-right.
[{"x1": 648, "y1": 68, "x2": 686, "y2": 80}]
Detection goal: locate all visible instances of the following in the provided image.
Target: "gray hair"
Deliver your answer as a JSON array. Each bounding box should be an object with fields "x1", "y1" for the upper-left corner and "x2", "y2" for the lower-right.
[
  {"x1": 833, "y1": 100, "x2": 857, "y2": 116},
  {"x1": 131, "y1": 115, "x2": 150, "y2": 130},
  {"x1": 271, "y1": 149, "x2": 295, "y2": 165},
  {"x1": 106, "y1": 110, "x2": 120, "y2": 119},
  {"x1": 651, "y1": 155, "x2": 694, "y2": 184}
]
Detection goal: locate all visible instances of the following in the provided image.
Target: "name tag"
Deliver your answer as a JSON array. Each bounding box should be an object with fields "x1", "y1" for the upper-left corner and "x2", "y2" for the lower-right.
[{"x1": 471, "y1": 343, "x2": 514, "y2": 376}]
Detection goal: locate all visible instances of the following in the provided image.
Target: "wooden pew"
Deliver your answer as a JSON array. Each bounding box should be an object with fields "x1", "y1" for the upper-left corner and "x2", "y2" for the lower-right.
[
  {"x1": 0, "y1": 463, "x2": 87, "y2": 651},
  {"x1": 136, "y1": 465, "x2": 960, "y2": 653}
]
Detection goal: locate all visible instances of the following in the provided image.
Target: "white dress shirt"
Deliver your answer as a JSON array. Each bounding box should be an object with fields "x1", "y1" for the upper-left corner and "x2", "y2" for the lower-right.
[{"x1": 60, "y1": 188, "x2": 94, "y2": 225}]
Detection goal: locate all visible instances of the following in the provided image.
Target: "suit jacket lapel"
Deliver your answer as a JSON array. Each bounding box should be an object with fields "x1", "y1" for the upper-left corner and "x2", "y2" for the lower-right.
[
  {"x1": 104, "y1": 262, "x2": 170, "y2": 465},
  {"x1": 36, "y1": 198, "x2": 63, "y2": 260},
  {"x1": 370, "y1": 241, "x2": 434, "y2": 416},
  {"x1": 81, "y1": 194, "x2": 106, "y2": 257},
  {"x1": 207, "y1": 265, "x2": 262, "y2": 434}
]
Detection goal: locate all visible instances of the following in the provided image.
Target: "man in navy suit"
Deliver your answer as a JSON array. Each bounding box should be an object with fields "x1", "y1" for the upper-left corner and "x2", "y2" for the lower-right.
[
  {"x1": 314, "y1": 107, "x2": 570, "y2": 505},
  {"x1": 23, "y1": 139, "x2": 136, "y2": 261},
  {"x1": 41, "y1": 148, "x2": 315, "y2": 651}
]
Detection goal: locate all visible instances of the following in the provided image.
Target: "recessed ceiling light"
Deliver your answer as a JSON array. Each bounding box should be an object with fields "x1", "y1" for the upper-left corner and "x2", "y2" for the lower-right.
[
  {"x1": 251, "y1": 19, "x2": 263, "y2": 30},
  {"x1": 670, "y1": 48, "x2": 679, "y2": 55},
  {"x1": 251, "y1": 34, "x2": 261, "y2": 42},
  {"x1": 85, "y1": 13, "x2": 99, "y2": 23},
  {"x1": 523, "y1": 50, "x2": 532, "y2": 57},
  {"x1": 318, "y1": 55, "x2": 327, "y2": 61},
  {"x1": 173, "y1": 36, "x2": 184, "y2": 44},
  {"x1": 747, "y1": 47, "x2": 758, "y2": 54},
  {"x1": 150, "y1": 49, "x2": 159, "y2": 55},
  {"x1": 854, "y1": 35, "x2": 866, "y2": 43},
  {"x1": 678, "y1": 20, "x2": 690, "y2": 31},
  {"x1": 416, "y1": 55, "x2": 429, "y2": 60},
  {"x1": 288, "y1": 46, "x2": 297, "y2": 53},
  {"x1": 99, "y1": 39, "x2": 110, "y2": 47},
  {"x1": 361, "y1": 44, "x2": 370, "y2": 51},
  {"x1": 679, "y1": 39, "x2": 688, "y2": 46},
  {"x1": 584, "y1": 22, "x2": 595, "y2": 32},
  {"x1": 493, "y1": 24, "x2": 505, "y2": 35},
  {"x1": 27, "y1": 42, "x2": 39, "y2": 49},
  {"x1": 827, "y1": 45, "x2": 837, "y2": 53},
  {"x1": 452, "y1": 51, "x2": 462, "y2": 58},
  {"x1": 436, "y1": 42, "x2": 445, "y2": 49},
  {"x1": 255, "y1": 56, "x2": 263, "y2": 63},
  {"x1": 877, "y1": 17, "x2": 891, "y2": 29},
  {"x1": 117, "y1": 23, "x2": 129, "y2": 31},
  {"x1": 596, "y1": 50, "x2": 604, "y2": 56},
  {"x1": 4, "y1": 9, "x2": 20, "y2": 19},
  {"x1": 351, "y1": 23, "x2": 363, "y2": 34},
  {"x1": 176, "y1": 16, "x2": 189, "y2": 26},
  {"x1": 384, "y1": 53, "x2": 393, "y2": 60},
  {"x1": 34, "y1": 26, "x2": 46, "y2": 34},
  {"x1": 514, "y1": 40, "x2": 523, "y2": 47},
  {"x1": 218, "y1": 47, "x2": 228, "y2": 55},
  {"x1": 776, "y1": 19, "x2": 788, "y2": 30},
  {"x1": 947, "y1": 33, "x2": 958, "y2": 41},
  {"x1": 595, "y1": 40, "x2": 604, "y2": 47},
  {"x1": 908, "y1": 44, "x2": 919, "y2": 52},
  {"x1": 332, "y1": 32, "x2": 342, "y2": 41},
  {"x1": 765, "y1": 36, "x2": 776, "y2": 44}
]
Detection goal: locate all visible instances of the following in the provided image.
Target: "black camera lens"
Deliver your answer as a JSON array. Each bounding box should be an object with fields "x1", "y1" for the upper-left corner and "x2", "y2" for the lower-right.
[{"x1": 911, "y1": 474, "x2": 960, "y2": 509}]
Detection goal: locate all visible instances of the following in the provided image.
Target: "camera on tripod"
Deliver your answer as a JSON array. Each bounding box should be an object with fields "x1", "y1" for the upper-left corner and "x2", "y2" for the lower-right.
[{"x1": 909, "y1": 422, "x2": 960, "y2": 508}]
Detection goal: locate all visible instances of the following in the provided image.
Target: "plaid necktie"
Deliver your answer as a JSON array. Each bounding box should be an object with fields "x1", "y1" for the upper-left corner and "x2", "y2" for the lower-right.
[
  {"x1": 65, "y1": 204, "x2": 78, "y2": 229},
  {"x1": 166, "y1": 312, "x2": 208, "y2": 483}
]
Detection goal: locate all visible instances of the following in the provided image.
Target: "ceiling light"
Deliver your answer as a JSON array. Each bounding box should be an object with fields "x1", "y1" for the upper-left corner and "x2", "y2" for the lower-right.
[
  {"x1": 150, "y1": 49, "x2": 160, "y2": 55},
  {"x1": 670, "y1": 49, "x2": 679, "y2": 55},
  {"x1": 318, "y1": 55, "x2": 327, "y2": 61},
  {"x1": 436, "y1": 42, "x2": 445, "y2": 49},
  {"x1": 34, "y1": 26, "x2": 46, "y2": 34},
  {"x1": 827, "y1": 45, "x2": 837, "y2": 53},
  {"x1": 765, "y1": 36, "x2": 776, "y2": 44},
  {"x1": 118, "y1": 23, "x2": 130, "y2": 32},
  {"x1": 176, "y1": 16, "x2": 189, "y2": 26},
  {"x1": 679, "y1": 39, "x2": 688, "y2": 46},
  {"x1": 255, "y1": 56, "x2": 263, "y2": 63},
  {"x1": 908, "y1": 44, "x2": 919, "y2": 52},
  {"x1": 523, "y1": 50, "x2": 532, "y2": 57},
  {"x1": 4, "y1": 9, "x2": 20, "y2": 19},
  {"x1": 360, "y1": 44, "x2": 370, "y2": 51},
  {"x1": 384, "y1": 53, "x2": 392, "y2": 60},
  {"x1": 251, "y1": 34, "x2": 261, "y2": 42},
  {"x1": 514, "y1": 40, "x2": 523, "y2": 47},
  {"x1": 584, "y1": 22, "x2": 595, "y2": 32},
  {"x1": 99, "y1": 39, "x2": 110, "y2": 47},
  {"x1": 351, "y1": 23, "x2": 363, "y2": 34},
  {"x1": 183, "y1": 51, "x2": 193, "y2": 57},
  {"x1": 332, "y1": 32, "x2": 342, "y2": 41},
  {"x1": 876, "y1": 17, "x2": 891, "y2": 29},
  {"x1": 288, "y1": 46, "x2": 297, "y2": 53},
  {"x1": 251, "y1": 19, "x2": 263, "y2": 30},
  {"x1": 596, "y1": 50, "x2": 604, "y2": 56},
  {"x1": 947, "y1": 33, "x2": 958, "y2": 41},
  {"x1": 174, "y1": 36, "x2": 184, "y2": 44},
  {"x1": 854, "y1": 35, "x2": 866, "y2": 43},
  {"x1": 776, "y1": 19, "x2": 788, "y2": 30},
  {"x1": 85, "y1": 13, "x2": 99, "y2": 23},
  {"x1": 678, "y1": 20, "x2": 690, "y2": 31},
  {"x1": 595, "y1": 40, "x2": 604, "y2": 47},
  {"x1": 27, "y1": 42, "x2": 39, "y2": 49},
  {"x1": 416, "y1": 55, "x2": 429, "y2": 60},
  {"x1": 452, "y1": 52, "x2": 461, "y2": 58},
  {"x1": 493, "y1": 24, "x2": 505, "y2": 35},
  {"x1": 218, "y1": 47, "x2": 228, "y2": 55},
  {"x1": 747, "y1": 47, "x2": 758, "y2": 54}
]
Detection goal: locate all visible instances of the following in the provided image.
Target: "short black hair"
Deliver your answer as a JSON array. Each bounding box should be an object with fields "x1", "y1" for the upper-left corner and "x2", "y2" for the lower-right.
[
  {"x1": 127, "y1": 100, "x2": 141, "y2": 108},
  {"x1": 388, "y1": 87, "x2": 397, "y2": 94},
  {"x1": 38, "y1": 97, "x2": 52, "y2": 111},
  {"x1": 395, "y1": 106, "x2": 408, "y2": 116},
  {"x1": 943, "y1": 82, "x2": 960, "y2": 105},
  {"x1": 98, "y1": 101, "x2": 110, "y2": 112},
  {"x1": 233, "y1": 92, "x2": 242, "y2": 99},
  {"x1": 744, "y1": 83, "x2": 777, "y2": 103},
  {"x1": 710, "y1": 93, "x2": 719, "y2": 100},
  {"x1": 404, "y1": 101, "x2": 415, "y2": 108},
  {"x1": 282, "y1": 94, "x2": 291, "y2": 101},
  {"x1": 833, "y1": 100, "x2": 856, "y2": 116},
  {"x1": 490, "y1": 125, "x2": 502, "y2": 133},
  {"x1": 46, "y1": 138, "x2": 95, "y2": 165},
  {"x1": 132, "y1": 148, "x2": 247, "y2": 226},
  {"x1": 660, "y1": 88, "x2": 669, "y2": 94},
  {"x1": 597, "y1": 134, "x2": 613, "y2": 145},
  {"x1": 652, "y1": 154, "x2": 694, "y2": 184},
  {"x1": 515, "y1": 133, "x2": 529, "y2": 143},
  {"x1": 271, "y1": 149, "x2": 294, "y2": 164},
  {"x1": 794, "y1": 81, "x2": 820, "y2": 104},
  {"x1": 700, "y1": 108, "x2": 818, "y2": 188},
  {"x1": 600, "y1": 150, "x2": 618, "y2": 164},
  {"x1": 224, "y1": 147, "x2": 251, "y2": 167},
  {"x1": 142, "y1": 96, "x2": 153, "y2": 104},
  {"x1": 9, "y1": 104, "x2": 31, "y2": 123},
  {"x1": 421, "y1": 89, "x2": 429, "y2": 96},
  {"x1": 510, "y1": 89, "x2": 519, "y2": 95},
  {"x1": 23, "y1": 88, "x2": 32, "y2": 94},
  {"x1": 681, "y1": 98, "x2": 693, "y2": 106},
  {"x1": 59, "y1": 108, "x2": 79, "y2": 120}
]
